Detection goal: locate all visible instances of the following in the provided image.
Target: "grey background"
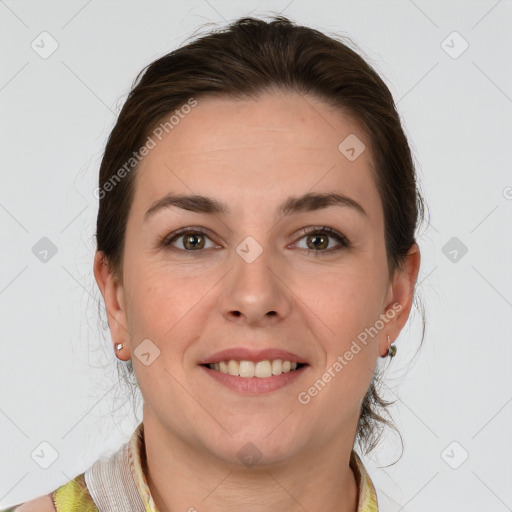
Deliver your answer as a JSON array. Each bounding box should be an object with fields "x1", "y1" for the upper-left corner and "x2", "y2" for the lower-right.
[{"x1": 1, "y1": 1, "x2": 511, "y2": 510}]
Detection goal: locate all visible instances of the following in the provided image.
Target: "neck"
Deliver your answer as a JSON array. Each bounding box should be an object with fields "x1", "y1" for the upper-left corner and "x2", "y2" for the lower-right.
[{"x1": 141, "y1": 412, "x2": 360, "y2": 512}]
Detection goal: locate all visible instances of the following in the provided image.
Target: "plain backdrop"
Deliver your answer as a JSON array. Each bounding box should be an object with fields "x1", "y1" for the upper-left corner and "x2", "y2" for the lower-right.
[{"x1": 1, "y1": 1, "x2": 511, "y2": 511}]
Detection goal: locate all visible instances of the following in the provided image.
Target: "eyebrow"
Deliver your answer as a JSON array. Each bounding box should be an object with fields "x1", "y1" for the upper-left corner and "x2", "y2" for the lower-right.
[{"x1": 144, "y1": 191, "x2": 367, "y2": 222}]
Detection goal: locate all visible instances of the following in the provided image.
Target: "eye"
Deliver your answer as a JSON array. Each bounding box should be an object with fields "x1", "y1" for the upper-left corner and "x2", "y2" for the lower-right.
[
  {"x1": 160, "y1": 226, "x2": 350, "y2": 255},
  {"x1": 161, "y1": 228, "x2": 219, "y2": 252},
  {"x1": 293, "y1": 226, "x2": 350, "y2": 255}
]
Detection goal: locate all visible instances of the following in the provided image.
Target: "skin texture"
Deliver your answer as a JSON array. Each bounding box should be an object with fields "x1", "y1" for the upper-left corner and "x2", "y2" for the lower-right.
[
  {"x1": 94, "y1": 91, "x2": 420, "y2": 512},
  {"x1": 11, "y1": 494, "x2": 56, "y2": 511}
]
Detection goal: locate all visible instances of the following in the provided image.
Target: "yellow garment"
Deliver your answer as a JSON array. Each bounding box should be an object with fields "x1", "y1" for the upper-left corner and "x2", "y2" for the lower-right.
[
  {"x1": 1, "y1": 422, "x2": 379, "y2": 511},
  {"x1": 0, "y1": 473, "x2": 98, "y2": 512},
  {"x1": 351, "y1": 451, "x2": 379, "y2": 512},
  {"x1": 52, "y1": 473, "x2": 98, "y2": 512}
]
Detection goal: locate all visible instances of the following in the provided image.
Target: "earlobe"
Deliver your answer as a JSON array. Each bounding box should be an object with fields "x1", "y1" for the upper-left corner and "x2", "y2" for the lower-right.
[{"x1": 379, "y1": 243, "x2": 421, "y2": 357}]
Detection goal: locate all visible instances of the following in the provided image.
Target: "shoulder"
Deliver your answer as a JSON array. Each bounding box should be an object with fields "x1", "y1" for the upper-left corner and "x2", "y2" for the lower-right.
[
  {"x1": 1, "y1": 494, "x2": 56, "y2": 512},
  {"x1": 2, "y1": 472, "x2": 97, "y2": 512}
]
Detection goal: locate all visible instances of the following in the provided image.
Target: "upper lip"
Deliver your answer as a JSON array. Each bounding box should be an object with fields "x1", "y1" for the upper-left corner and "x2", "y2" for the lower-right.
[{"x1": 198, "y1": 348, "x2": 308, "y2": 365}]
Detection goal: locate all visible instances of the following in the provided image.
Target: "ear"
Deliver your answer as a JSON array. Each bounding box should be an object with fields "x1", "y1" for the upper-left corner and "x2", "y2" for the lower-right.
[
  {"x1": 379, "y1": 242, "x2": 421, "y2": 357},
  {"x1": 93, "y1": 251, "x2": 130, "y2": 360}
]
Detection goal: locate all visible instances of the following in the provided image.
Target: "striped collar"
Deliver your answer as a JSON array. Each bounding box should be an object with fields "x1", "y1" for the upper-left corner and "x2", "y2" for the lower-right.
[{"x1": 127, "y1": 422, "x2": 379, "y2": 511}]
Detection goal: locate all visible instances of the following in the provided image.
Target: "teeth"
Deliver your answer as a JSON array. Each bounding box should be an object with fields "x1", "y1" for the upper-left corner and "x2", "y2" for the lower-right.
[
  {"x1": 227, "y1": 359, "x2": 238, "y2": 376},
  {"x1": 255, "y1": 360, "x2": 272, "y2": 378},
  {"x1": 271, "y1": 359, "x2": 282, "y2": 375},
  {"x1": 239, "y1": 360, "x2": 255, "y2": 377},
  {"x1": 207, "y1": 359, "x2": 302, "y2": 378}
]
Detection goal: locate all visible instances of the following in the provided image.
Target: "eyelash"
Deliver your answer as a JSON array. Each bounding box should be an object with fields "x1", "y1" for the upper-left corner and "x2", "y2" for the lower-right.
[{"x1": 160, "y1": 226, "x2": 351, "y2": 256}]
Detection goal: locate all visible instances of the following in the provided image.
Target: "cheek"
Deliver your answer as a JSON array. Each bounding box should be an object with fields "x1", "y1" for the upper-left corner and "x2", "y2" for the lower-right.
[
  {"x1": 295, "y1": 264, "x2": 384, "y2": 405},
  {"x1": 296, "y1": 271, "x2": 379, "y2": 421},
  {"x1": 124, "y1": 259, "x2": 218, "y2": 357},
  {"x1": 320, "y1": 267, "x2": 384, "y2": 399},
  {"x1": 303, "y1": 264, "x2": 385, "y2": 338},
  {"x1": 122, "y1": 258, "x2": 176, "y2": 342}
]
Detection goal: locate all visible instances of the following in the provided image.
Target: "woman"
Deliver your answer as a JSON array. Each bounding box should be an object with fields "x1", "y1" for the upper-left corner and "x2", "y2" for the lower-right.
[{"x1": 4, "y1": 15, "x2": 423, "y2": 512}]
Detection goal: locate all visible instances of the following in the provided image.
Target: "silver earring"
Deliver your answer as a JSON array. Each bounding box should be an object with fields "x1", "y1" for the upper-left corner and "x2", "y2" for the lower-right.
[
  {"x1": 386, "y1": 335, "x2": 396, "y2": 357},
  {"x1": 115, "y1": 343, "x2": 124, "y2": 351}
]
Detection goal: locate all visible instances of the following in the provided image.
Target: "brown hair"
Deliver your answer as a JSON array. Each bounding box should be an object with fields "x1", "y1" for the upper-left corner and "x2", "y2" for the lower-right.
[{"x1": 95, "y1": 15, "x2": 426, "y2": 457}]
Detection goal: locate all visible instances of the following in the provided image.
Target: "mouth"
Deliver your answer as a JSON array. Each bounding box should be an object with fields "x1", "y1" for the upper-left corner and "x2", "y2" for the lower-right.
[
  {"x1": 199, "y1": 359, "x2": 309, "y2": 394},
  {"x1": 201, "y1": 359, "x2": 307, "y2": 378}
]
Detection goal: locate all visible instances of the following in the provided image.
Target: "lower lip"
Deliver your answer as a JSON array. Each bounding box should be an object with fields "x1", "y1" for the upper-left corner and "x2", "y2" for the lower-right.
[{"x1": 199, "y1": 365, "x2": 308, "y2": 394}]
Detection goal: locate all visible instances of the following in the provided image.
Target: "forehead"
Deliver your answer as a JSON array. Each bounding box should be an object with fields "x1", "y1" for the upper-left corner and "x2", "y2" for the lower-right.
[{"x1": 132, "y1": 91, "x2": 381, "y2": 220}]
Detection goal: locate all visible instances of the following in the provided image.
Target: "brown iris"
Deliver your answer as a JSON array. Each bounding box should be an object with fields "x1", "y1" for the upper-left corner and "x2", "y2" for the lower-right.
[
  {"x1": 183, "y1": 233, "x2": 205, "y2": 250},
  {"x1": 307, "y1": 233, "x2": 329, "y2": 250}
]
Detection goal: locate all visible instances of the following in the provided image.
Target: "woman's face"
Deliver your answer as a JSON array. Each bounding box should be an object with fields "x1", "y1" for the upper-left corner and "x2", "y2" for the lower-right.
[{"x1": 96, "y1": 91, "x2": 419, "y2": 466}]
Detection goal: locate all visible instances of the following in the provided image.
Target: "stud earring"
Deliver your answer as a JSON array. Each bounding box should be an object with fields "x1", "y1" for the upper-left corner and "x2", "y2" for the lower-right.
[
  {"x1": 386, "y1": 335, "x2": 397, "y2": 357},
  {"x1": 115, "y1": 343, "x2": 124, "y2": 352}
]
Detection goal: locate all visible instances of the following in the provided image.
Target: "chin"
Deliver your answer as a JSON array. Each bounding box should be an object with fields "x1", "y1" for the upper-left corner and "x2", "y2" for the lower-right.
[{"x1": 202, "y1": 423, "x2": 306, "y2": 468}]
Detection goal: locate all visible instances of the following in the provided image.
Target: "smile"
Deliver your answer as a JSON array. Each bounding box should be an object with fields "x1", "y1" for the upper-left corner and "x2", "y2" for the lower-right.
[
  {"x1": 200, "y1": 360, "x2": 308, "y2": 394},
  {"x1": 204, "y1": 359, "x2": 305, "y2": 378}
]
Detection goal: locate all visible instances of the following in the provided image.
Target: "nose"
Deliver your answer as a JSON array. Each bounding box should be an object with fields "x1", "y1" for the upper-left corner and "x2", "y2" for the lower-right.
[{"x1": 219, "y1": 242, "x2": 293, "y2": 327}]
